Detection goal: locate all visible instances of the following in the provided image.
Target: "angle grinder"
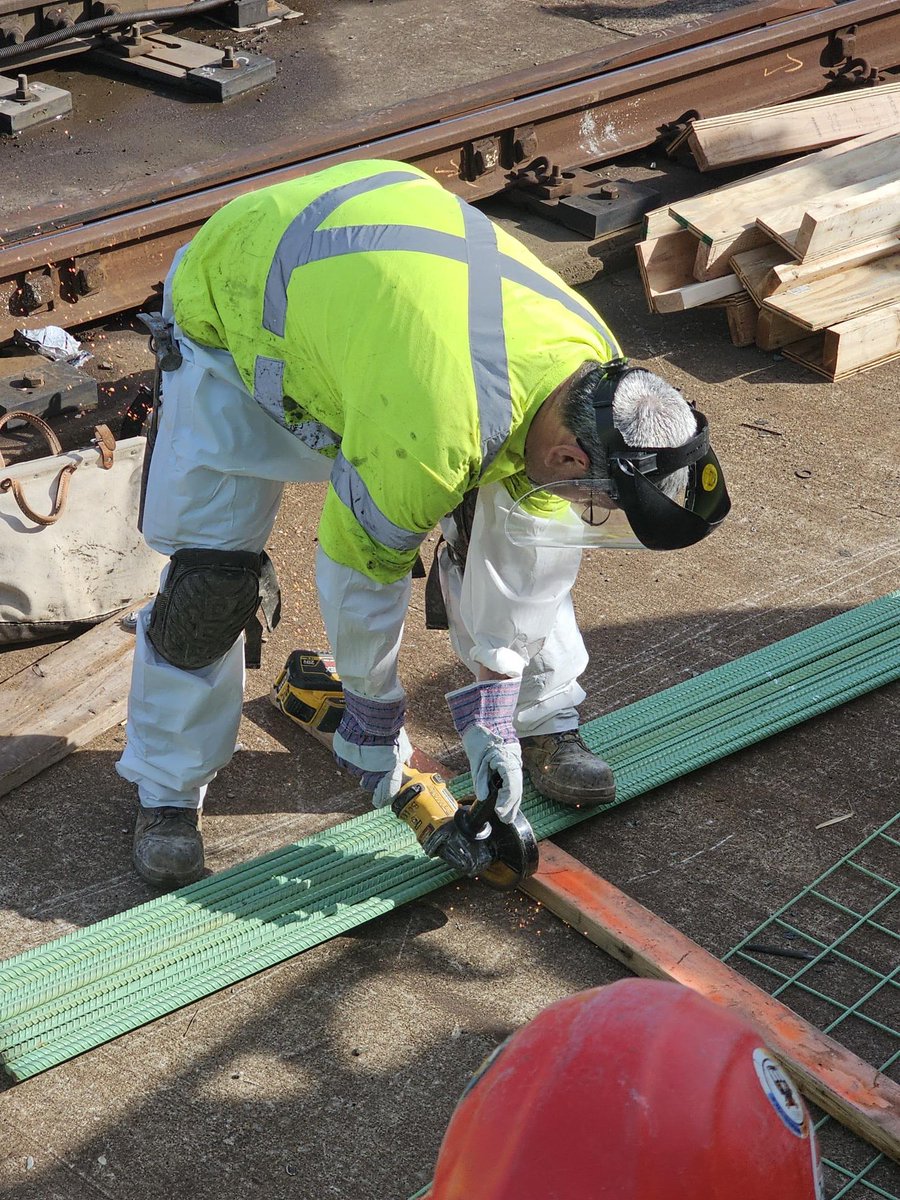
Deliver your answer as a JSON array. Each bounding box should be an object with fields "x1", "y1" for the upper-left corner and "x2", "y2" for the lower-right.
[
  {"x1": 391, "y1": 767, "x2": 538, "y2": 890},
  {"x1": 271, "y1": 649, "x2": 539, "y2": 889}
]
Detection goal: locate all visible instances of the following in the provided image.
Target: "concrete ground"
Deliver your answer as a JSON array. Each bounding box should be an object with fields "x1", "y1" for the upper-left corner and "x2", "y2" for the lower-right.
[
  {"x1": 2, "y1": 2, "x2": 899, "y2": 1198},
  {"x1": 0, "y1": 0, "x2": 752, "y2": 217}
]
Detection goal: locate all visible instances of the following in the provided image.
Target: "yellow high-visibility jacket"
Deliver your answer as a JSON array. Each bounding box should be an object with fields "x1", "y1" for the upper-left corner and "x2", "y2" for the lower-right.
[{"x1": 171, "y1": 159, "x2": 621, "y2": 582}]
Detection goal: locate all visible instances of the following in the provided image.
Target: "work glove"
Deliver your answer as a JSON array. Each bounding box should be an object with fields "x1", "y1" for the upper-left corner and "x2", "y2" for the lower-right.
[
  {"x1": 445, "y1": 677, "x2": 523, "y2": 824},
  {"x1": 332, "y1": 689, "x2": 412, "y2": 810}
]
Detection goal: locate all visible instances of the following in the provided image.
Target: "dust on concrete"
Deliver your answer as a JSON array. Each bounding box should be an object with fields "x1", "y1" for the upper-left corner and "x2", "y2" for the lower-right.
[
  {"x1": 2, "y1": 2, "x2": 899, "y2": 1195},
  {"x1": 2, "y1": 226, "x2": 897, "y2": 1197}
]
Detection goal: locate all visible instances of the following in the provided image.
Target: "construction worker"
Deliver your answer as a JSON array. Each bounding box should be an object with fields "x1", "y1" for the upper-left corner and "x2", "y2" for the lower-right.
[
  {"x1": 429, "y1": 978, "x2": 824, "y2": 1199},
  {"x1": 117, "y1": 158, "x2": 730, "y2": 887}
]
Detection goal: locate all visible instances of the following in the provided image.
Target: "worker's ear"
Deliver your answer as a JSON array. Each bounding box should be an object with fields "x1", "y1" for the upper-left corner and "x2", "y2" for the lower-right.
[{"x1": 545, "y1": 440, "x2": 591, "y2": 479}]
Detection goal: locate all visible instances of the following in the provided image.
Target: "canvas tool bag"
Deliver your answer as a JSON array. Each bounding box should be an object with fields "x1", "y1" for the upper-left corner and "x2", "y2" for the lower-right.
[{"x1": 0, "y1": 410, "x2": 165, "y2": 644}]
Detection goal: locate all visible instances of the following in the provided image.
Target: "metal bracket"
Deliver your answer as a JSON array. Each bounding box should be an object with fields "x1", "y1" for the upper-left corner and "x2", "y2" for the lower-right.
[
  {"x1": 0, "y1": 71, "x2": 71, "y2": 134},
  {"x1": 89, "y1": 31, "x2": 275, "y2": 101},
  {"x1": 71, "y1": 254, "x2": 104, "y2": 297},
  {"x1": 462, "y1": 135, "x2": 502, "y2": 181},
  {"x1": 510, "y1": 124, "x2": 538, "y2": 164},
  {"x1": 823, "y1": 24, "x2": 858, "y2": 65},
  {"x1": 13, "y1": 269, "x2": 55, "y2": 317},
  {"x1": 463, "y1": 126, "x2": 539, "y2": 180},
  {"x1": 0, "y1": 355, "x2": 98, "y2": 422},
  {"x1": 507, "y1": 161, "x2": 661, "y2": 239},
  {"x1": 821, "y1": 23, "x2": 880, "y2": 84}
]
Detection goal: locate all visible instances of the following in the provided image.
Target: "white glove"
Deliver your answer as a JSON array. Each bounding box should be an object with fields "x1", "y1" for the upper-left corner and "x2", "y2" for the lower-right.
[
  {"x1": 458, "y1": 725, "x2": 523, "y2": 823},
  {"x1": 332, "y1": 689, "x2": 411, "y2": 809},
  {"x1": 446, "y1": 677, "x2": 523, "y2": 824},
  {"x1": 371, "y1": 756, "x2": 409, "y2": 810}
]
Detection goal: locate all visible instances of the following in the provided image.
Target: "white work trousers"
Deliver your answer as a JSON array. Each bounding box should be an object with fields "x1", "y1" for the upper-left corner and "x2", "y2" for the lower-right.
[{"x1": 117, "y1": 326, "x2": 587, "y2": 812}]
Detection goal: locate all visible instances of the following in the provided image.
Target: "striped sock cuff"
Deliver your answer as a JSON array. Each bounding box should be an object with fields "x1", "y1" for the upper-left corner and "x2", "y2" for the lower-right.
[
  {"x1": 340, "y1": 690, "x2": 406, "y2": 745},
  {"x1": 445, "y1": 678, "x2": 520, "y2": 743}
]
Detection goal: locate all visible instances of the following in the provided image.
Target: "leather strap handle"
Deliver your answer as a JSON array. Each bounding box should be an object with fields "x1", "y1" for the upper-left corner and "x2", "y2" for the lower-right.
[
  {"x1": 0, "y1": 409, "x2": 77, "y2": 526},
  {"x1": 0, "y1": 409, "x2": 63, "y2": 462}
]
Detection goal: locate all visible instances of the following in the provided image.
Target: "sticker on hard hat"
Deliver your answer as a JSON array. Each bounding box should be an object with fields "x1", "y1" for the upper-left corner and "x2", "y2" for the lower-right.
[
  {"x1": 752, "y1": 1049, "x2": 808, "y2": 1138},
  {"x1": 701, "y1": 463, "x2": 719, "y2": 492}
]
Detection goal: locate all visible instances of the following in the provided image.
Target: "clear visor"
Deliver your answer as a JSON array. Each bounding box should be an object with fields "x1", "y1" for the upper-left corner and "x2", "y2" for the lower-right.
[{"x1": 505, "y1": 481, "x2": 647, "y2": 550}]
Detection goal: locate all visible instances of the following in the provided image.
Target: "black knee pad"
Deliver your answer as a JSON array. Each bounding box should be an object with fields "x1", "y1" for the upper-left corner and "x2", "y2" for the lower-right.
[{"x1": 147, "y1": 548, "x2": 264, "y2": 671}]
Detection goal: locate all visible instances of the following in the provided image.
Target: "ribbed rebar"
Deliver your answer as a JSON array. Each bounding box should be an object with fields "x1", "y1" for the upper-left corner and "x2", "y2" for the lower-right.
[{"x1": 1, "y1": 592, "x2": 897, "y2": 1081}]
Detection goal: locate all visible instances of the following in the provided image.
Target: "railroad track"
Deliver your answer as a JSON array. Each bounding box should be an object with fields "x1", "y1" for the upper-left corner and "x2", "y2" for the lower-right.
[{"x1": 1, "y1": 0, "x2": 900, "y2": 342}]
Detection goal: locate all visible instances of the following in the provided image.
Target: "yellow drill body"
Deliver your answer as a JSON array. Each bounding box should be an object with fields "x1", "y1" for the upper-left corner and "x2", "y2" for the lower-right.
[{"x1": 391, "y1": 767, "x2": 460, "y2": 849}]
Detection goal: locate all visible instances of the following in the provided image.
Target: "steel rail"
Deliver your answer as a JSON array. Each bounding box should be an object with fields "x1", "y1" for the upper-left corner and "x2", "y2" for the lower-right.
[
  {"x1": 2, "y1": 0, "x2": 899, "y2": 340},
  {"x1": 6, "y1": 0, "x2": 837, "y2": 238}
]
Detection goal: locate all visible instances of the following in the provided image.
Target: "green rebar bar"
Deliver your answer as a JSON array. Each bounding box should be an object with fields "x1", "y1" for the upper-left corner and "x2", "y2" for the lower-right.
[{"x1": 2, "y1": 592, "x2": 898, "y2": 1082}]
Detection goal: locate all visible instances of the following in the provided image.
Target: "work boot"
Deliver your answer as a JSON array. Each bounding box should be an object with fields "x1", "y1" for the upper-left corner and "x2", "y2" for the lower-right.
[
  {"x1": 133, "y1": 804, "x2": 204, "y2": 888},
  {"x1": 520, "y1": 730, "x2": 616, "y2": 807}
]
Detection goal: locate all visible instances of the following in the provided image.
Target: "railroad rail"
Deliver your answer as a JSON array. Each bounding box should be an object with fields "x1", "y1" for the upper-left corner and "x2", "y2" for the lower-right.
[{"x1": 2, "y1": 0, "x2": 900, "y2": 342}]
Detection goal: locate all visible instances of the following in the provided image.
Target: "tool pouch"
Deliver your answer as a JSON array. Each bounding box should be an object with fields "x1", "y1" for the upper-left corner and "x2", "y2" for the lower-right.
[
  {"x1": 425, "y1": 490, "x2": 478, "y2": 630},
  {"x1": 0, "y1": 411, "x2": 165, "y2": 644},
  {"x1": 135, "y1": 311, "x2": 183, "y2": 533}
]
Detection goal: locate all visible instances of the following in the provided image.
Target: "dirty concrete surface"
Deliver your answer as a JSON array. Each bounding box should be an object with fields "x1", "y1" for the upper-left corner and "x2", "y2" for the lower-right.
[{"x1": 2, "y1": 2, "x2": 900, "y2": 1198}]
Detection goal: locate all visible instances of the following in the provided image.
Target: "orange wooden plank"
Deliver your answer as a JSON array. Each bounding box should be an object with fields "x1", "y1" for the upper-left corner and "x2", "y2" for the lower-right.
[{"x1": 522, "y1": 841, "x2": 900, "y2": 1162}]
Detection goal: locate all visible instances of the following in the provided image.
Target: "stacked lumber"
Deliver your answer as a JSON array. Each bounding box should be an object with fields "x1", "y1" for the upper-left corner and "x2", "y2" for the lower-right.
[
  {"x1": 675, "y1": 82, "x2": 900, "y2": 171},
  {"x1": 637, "y1": 121, "x2": 900, "y2": 381}
]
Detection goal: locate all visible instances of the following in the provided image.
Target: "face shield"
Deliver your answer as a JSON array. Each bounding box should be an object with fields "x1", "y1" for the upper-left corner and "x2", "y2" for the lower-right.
[{"x1": 506, "y1": 360, "x2": 731, "y2": 551}]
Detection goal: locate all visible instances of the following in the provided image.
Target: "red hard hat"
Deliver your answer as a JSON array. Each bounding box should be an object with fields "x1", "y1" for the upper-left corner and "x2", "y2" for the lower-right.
[{"x1": 431, "y1": 978, "x2": 822, "y2": 1200}]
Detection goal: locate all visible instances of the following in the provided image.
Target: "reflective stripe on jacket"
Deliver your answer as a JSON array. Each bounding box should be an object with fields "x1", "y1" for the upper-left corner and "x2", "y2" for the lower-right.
[{"x1": 171, "y1": 159, "x2": 621, "y2": 582}]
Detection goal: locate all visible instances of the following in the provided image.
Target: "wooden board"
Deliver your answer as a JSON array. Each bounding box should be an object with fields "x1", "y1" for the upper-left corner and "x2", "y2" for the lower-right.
[
  {"x1": 755, "y1": 171, "x2": 899, "y2": 259},
  {"x1": 793, "y1": 177, "x2": 900, "y2": 260},
  {"x1": 668, "y1": 129, "x2": 900, "y2": 279},
  {"x1": 642, "y1": 206, "x2": 683, "y2": 239},
  {"x1": 0, "y1": 606, "x2": 144, "y2": 798},
  {"x1": 762, "y1": 252, "x2": 900, "y2": 332},
  {"x1": 686, "y1": 82, "x2": 900, "y2": 170},
  {"x1": 783, "y1": 302, "x2": 900, "y2": 380},
  {"x1": 636, "y1": 230, "x2": 742, "y2": 312},
  {"x1": 725, "y1": 296, "x2": 759, "y2": 347},
  {"x1": 524, "y1": 842, "x2": 900, "y2": 1162},
  {"x1": 730, "y1": 244, "x2": 792, "y2": 304},
  {"x1": 767, "y1": 234, "x2": 900, "y2": 296},
  {"x1": 755, "y1": 307, "x2": 807, "y2": 351}
]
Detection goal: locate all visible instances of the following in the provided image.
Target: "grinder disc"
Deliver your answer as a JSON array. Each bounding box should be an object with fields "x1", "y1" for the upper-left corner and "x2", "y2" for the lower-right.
[{"x1": 478, "y1": 810, "x2": 540, "y2": 890}]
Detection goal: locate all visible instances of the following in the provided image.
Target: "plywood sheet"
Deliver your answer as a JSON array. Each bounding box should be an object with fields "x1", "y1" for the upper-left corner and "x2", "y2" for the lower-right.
[{"x1": 763, "y1": 253, "x2": 900, "y2": 331}]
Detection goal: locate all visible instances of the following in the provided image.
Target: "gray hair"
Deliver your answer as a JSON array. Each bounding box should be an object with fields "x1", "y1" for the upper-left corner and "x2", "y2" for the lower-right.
[{"x1": 563, "y1": 365, "x2": 696, "y2": 499}]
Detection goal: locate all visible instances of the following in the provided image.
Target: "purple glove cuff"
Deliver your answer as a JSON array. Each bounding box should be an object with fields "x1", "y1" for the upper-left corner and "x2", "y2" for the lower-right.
[
  {"x1": 333, "y1": 690, "x2": 407, "y2": 791},
  {"x1": 339, "y1": 690, "x2": 406, "y2": 746},
  {"x1": 445, "y1": 678, "x2": 520, "y2": 744}
]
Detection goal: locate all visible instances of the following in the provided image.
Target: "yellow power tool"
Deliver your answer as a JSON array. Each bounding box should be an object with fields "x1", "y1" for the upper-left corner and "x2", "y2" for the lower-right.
[{"x1": 271, "y1": 649, "x2": 539, "y2": 889}]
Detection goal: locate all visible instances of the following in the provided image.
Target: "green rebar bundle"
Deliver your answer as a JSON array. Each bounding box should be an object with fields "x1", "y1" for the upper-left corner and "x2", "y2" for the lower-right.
[{"x1": 1, "y1": 592, "x2": 898, "y2": 1082}]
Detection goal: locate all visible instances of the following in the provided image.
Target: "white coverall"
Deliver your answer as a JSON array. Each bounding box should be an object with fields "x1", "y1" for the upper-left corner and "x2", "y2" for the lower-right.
[{"x1": 116, "y1": 254, "x2": 587, "y2": 810}]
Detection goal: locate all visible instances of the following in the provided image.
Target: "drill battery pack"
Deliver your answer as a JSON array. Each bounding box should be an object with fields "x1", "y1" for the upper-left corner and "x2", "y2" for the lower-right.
[{"x1": 271, "y1": 649, "x2": 346, "y2": 737}]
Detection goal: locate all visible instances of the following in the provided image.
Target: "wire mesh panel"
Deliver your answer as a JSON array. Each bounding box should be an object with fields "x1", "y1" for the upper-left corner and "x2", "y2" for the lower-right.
[{"x1": 725, "y1": 815, "x2": 900, "y2": 1199}]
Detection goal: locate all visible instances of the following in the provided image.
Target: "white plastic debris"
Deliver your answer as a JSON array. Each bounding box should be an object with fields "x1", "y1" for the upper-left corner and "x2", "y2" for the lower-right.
[{"x1": 15, "y1": 325, "x2": 92, "y2": 368}]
